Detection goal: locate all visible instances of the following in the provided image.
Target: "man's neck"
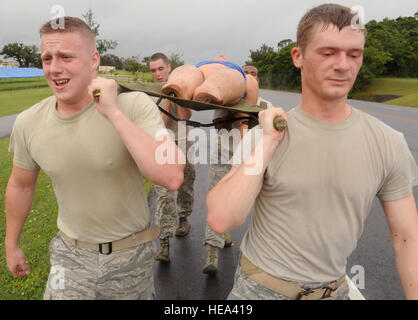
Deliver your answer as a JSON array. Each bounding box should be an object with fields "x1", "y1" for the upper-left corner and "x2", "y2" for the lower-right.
[
  {"x1": 300, "y1": 91, "x2": 351, "y2": 122},
  {"x1": 56, "y1": 95, "x2": 93, "y2": 117}
]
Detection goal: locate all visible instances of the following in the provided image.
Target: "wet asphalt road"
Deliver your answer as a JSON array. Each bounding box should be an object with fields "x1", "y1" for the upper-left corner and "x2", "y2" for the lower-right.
[{"x1": 1, "y1": 89, "x2": 417, "y2": 300}]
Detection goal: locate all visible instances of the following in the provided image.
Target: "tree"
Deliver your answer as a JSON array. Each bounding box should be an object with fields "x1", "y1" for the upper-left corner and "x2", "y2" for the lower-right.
[
  {"x1": 100, "y1": 54, "x2": 123, "y2": 69},
  {"x1": 168, "y1": 53, "x2": 184, "y2": 70},
  {"x1": 96, "y1": 40, "x2": 118, "y2": 55},
  {"x1": 142, "y1": 56, "x2": 150, "y2": 70},
  {"x1": 82, "y1": 9, "x2": 100, "y2": 36},
  {"x1": 1, "y1": 43, "x2": 42, "y2": 68},
  {"x1": 277, "y1": 39, "x2": 293, "y2": 51},
  {"x1": 82, "y1": 8, "x2": 118, "y2": 55},
  {"x1": 246, "y1": 10, "x2": 418, "y2": 93},
  {"x1": 246, "y1": 44, "x2": 276, "y2": 87},
  {"x1": 123, "y1": 56, "x2": 142, "y2": 73}
]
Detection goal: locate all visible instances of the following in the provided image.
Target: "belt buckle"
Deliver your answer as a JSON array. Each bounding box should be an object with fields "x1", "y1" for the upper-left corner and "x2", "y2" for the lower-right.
[
  {"x1": 296, "y1": 288, "x2": 314, "y2": 300},
  {"x1": 99, "y1": 242, "x2": 113, "y2": 255},
  {"x1": 321, "y1": 280, "x2": 339, "y2": 299}
]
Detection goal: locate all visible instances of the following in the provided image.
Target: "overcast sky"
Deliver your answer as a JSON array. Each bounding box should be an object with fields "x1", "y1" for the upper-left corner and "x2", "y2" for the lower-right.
[{"x1": 0, "y1": 0, "x2": 416, "y2": 66}]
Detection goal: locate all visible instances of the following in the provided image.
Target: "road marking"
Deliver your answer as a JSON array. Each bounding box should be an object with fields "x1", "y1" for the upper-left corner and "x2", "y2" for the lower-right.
[
  {"x1": 347, "y1": 275, "x2": 366, "y2": 300},
  {"x1": 359, "y1": 108, "x2": 418, "y2": 123},
  {"x1": 381, "y1": 106, "x2": 401, "y2": 111}
]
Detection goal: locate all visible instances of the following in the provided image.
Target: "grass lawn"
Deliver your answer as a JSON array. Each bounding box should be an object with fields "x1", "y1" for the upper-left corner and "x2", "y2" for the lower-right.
[
  {"x1": 0, "y1": 136, "x2": 154, "y2": 300},
  {"x1": 0, "y1": 77, "x2": 52, "y2": 117},
  {"x1": 0, "y1": 137, "x2": 58, "y2": 299},
  {"x1": 102, "y1": 70, "x2": 154, "y2": 83},
  {"x1": 382, "y1": 92, "x2": 418, "y2": 107},
  {"x1": 0, "y1": 87, "x2": 53, "y2": 117},
  {"x1": 352, "y1": 77, "x2": 418, "y2": 108},
  {"x1": 0, "y1": 72, "x2": 154, "y2": 118},
  {"x1": 0, "y1": 77, "x2": 49, "y2": 91}
]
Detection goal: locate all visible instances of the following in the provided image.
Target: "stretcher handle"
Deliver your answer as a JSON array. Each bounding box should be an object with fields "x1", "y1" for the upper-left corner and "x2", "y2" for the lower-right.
[{"x1": 273, "y1": 116, "x2": 287, "y2": 131}]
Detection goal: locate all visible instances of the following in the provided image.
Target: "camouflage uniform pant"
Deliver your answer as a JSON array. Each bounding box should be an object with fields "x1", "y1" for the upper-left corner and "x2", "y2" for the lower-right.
[
  {"x1": 204, "y1": 145, "x2": 234, "y2": 248},
  {"x1": 44, "y1": 232, "x2": 157, "y2": 300},
  {"x1": 227, "y1": 263, "x2": 350, "y2": 300},
  {"x1": 155, "y1": 141, "x2": 195, "y2": 239}
]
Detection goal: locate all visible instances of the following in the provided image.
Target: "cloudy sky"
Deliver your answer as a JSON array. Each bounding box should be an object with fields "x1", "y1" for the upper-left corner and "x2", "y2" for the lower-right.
[{"x1": 0, "y1": 0, "x2": 416, "y2": 66}]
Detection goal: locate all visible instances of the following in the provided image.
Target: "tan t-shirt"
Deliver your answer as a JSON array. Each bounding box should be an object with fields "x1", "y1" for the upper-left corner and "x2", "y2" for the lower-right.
[
  {"x1": 151, "y1": 97, "x2": 184, "y2": 141},
  {"x1": 9, "y1": 92, "x2": 167, "y2": 243},
  {"x1": 232, "y1": 106, "x2": 418, "y2": 282}
]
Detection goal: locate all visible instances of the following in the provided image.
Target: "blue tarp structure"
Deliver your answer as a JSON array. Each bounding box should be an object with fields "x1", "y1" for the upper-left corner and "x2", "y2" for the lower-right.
[{"x1": 0, "y1": 67, "x2": 44, "y2": 79}]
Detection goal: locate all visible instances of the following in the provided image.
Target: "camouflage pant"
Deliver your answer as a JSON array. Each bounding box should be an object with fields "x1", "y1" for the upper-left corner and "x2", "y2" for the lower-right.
[
  {"x1": 205, "y1": 146, "x2": 234, "y2": 248},
  {"x1": 227, "y1": 263, "x2": 350, "y2": 300},
  {"x1": 155, "y1": 141, "x2": 195, "y2": 239},
  {"x1": 44, "y1": 232, "x2": 157, "y2": 300}
]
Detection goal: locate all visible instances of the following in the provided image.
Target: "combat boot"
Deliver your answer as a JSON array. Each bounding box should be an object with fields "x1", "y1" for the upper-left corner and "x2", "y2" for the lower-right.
[
  {"x1": 224, "y1": 232, "x2": 233, "y2": 247},
  {"x1": 203, "y1": 244, "x2": 219, "y2": 276},
  {"x1": 175, "y1": 217, "x2": 190, "y2": 237},
  {"x1": 155, "y1": 237, "x2": 170, "y2": 262}
]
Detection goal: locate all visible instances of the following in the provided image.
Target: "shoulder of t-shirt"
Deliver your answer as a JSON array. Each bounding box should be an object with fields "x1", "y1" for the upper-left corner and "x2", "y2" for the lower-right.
[
  {"x1": 117, "y1": 91, "x2": 153, "y2": 107},
  {"x1": 355, "y1": 107, "x2": 404, "y2": 142},
  {"x1": 14, "y1": 95, "x2": 56, "y2": 127},
  {"x1": 117, "y1": 91, "x2": 157, "y2": 115}
]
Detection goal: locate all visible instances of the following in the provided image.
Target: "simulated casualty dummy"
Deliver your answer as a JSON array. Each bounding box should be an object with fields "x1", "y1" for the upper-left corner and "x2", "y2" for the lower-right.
[{"x1": 163, "y1": 55, "x2": 261, "y2": 275}]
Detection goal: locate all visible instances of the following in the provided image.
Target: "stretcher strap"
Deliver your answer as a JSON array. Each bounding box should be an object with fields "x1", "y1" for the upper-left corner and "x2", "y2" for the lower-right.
[{"x1": 155, "y1": 97, "x2": 250, "y2": 128}]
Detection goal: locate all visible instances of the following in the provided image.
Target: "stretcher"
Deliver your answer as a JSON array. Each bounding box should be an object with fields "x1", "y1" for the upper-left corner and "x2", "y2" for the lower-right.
[{"x1": 116, "y1": 81, "x2": 287, "y2": 131}]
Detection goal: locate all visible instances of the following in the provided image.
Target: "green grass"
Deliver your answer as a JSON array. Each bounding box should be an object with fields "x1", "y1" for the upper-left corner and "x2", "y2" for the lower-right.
[
  {"x1": 0, "y1": 137, "x2": 153, "y2": 300},
  {"x1": 102, "y1": 70, "x2": 154, "y2": 82},
  {"x1": 0, "y1": 77, "x2": 52, "y2": 117},
  {"x1": 353, "y1": 77, "x2": 418, "y2": 108},
  {"x1": 357, "y1": 78, "x2": 418, "y2": 96},
  {"x1": 385, "y1": 92, "x2": 418, "y2": 107},
  {"x1": 0, "y1": 72, "x2": 154, "y2": 118},
  {"x1": 0, "y1": 77, "x2": 49, "y2": 91},
  {"x1": 0, "y1": 137, "x2": 58, "y2": 300},
  {"x1": 0, "y1": 87, "x2": 53, "y2": 117}
]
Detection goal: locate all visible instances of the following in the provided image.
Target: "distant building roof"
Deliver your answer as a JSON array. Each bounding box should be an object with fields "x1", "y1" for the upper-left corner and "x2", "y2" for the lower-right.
[
  {"x1": 0, "y1": 61, "x2": 20, "y2": 68},
  {"x1": 0, "y1": 67, "x2": 44, "y2": 79}
]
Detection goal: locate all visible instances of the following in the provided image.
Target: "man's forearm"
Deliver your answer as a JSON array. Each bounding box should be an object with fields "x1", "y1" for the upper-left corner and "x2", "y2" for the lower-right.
[
  {"x1": 161, "y1": 99, "x2": 171, "y2": 125},
  {"x1": 395, "y1": 237, "x2": 418, "y2": 299},
  {"x1": 176, "y1": 105, "x2": 192, "y2": 121},
  {"x1": 5, "y1": 185, "x2": 35, "y2": 249},
  {"x1": 207, "y1": 134, "x2": 280, "y2": 233}
]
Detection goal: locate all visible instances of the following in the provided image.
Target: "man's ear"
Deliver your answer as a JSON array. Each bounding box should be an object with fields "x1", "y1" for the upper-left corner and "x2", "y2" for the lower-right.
[
  {"x1": 291, "y1": 47, "x2": 303, "y2": 69},
  {"x1": 91, "y1": 50, "x2": 100, "y2": 71},
  {"x1": 168, "y1": 63, "x2": 172, "y2": 73}
]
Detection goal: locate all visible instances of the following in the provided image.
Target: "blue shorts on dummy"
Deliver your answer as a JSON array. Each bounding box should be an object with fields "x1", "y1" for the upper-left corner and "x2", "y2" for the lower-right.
[{"x1": 195, "y1": 60, "x2": 247, "y2": 98}]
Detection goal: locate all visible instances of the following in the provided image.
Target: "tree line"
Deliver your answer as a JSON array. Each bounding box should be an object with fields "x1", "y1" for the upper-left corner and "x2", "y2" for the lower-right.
[
  {"x1": 0, "y1": 43, "x2": 183, "y2": 74},
  {"x1": 2, "y1": 10, "x2": 416, "y2": 93},
  {"x1": 0, "y1": 9, "x2": 184, "y2": 74},
  {"x1": 246, "y1": 11, "x2": 418, "y2": 94}
]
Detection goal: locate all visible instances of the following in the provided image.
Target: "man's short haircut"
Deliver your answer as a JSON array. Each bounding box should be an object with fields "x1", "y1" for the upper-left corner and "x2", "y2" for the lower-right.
[
  {"x1": 149, "y1": 52, "x2": 169, "y2": 65},
  {"x1": 39, "y1": 16, "x2": 96, "y2": 49},
  {"x1": 242, "y1": 65, "x2": 258, "y2": 72},
  {"x1": 297, "y1": 3, "x2": 365, "y2": 52}
]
